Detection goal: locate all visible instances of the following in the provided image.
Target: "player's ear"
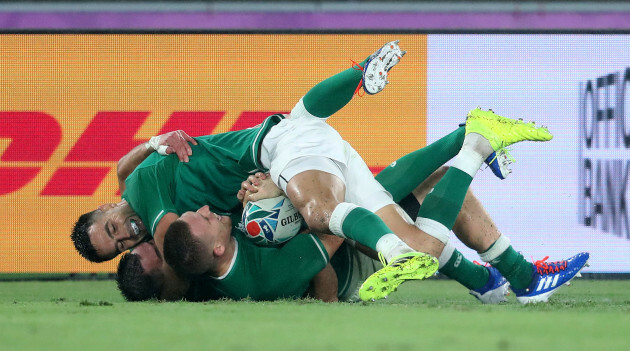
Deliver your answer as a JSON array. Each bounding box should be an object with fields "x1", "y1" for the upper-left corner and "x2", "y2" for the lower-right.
[{"x1": 213, "y1": 244, "x2": 225, "y2": 257}]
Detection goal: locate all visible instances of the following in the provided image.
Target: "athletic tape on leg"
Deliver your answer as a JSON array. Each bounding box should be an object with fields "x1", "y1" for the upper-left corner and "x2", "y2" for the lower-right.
[
  {"x1": 375, "y1": 233, "x2": 414, "y2": 262},
  {"x1": 479, "y1": 234, "x2": 511, "y2": 263},
  {"x1": 438, "y1": 240, "x2": 456, "y2": 269},
  {"x1": 415, "y1": 217, "x2": 451, "y2": 244},
  {"x1": 450, "y1": 148, "x2": 484, "y2": 178},
  {"x1": 329, "y1": 202, "x2": 358, "y2": 238}
]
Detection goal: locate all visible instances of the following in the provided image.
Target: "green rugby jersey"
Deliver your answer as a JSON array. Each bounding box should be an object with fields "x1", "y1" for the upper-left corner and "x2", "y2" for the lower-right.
[
  {"x1": 329, "y1": 242, "x2": 353, "y2": 299},
  {"x1": 210, "y1": 233, "x2": 329, "y2": 300},
  {"x1": 122, "y1": 114, "x2": 284, "y2": 235}
]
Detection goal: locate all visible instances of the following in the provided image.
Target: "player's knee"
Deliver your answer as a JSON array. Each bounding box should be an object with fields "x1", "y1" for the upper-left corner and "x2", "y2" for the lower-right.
[{"x1": 295, "y1": 199, "x2": 337, "y2": 233}]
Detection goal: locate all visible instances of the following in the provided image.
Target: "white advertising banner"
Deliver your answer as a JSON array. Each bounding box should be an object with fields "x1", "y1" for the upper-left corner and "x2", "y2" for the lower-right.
[{"x1": 427, "y1": 35, "x2": 630, "y2": 273}]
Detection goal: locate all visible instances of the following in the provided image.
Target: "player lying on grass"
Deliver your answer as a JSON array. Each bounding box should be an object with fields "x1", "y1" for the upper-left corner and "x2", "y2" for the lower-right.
[
  {"x1": 74, "y1": 40, "x2": 559, "y2": 301},
  {"x1": 75, "y1": 40, "x2": 445, "y2": 300},
  {"x1": 117, "y1": 155, "x2": 589, "y2": 303},
  {"x1": 237, "y1": 168, "x2": 591, "y2": 303},
  {"x1": 116, "y1": 118, "x2": 588, "y2": 304}
]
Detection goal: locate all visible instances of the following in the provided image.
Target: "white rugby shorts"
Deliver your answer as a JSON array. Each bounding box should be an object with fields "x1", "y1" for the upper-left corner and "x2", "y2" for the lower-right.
[{"x1": 260, "y1": 97, "x2": 394, "y2": 213}]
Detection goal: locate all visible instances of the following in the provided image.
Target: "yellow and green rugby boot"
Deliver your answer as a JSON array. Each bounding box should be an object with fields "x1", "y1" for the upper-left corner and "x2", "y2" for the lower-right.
[{"x1": 359, "y1": 252, "x2": 438, "y2": 302}]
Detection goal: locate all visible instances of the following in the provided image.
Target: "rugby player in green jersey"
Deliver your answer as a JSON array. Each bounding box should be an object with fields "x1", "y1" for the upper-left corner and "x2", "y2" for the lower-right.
[
  {"x1": 74, "y1": 40, "x2": 557, "y2": 301},
  {"x1": 119, "y1": 158, "x2": 587, "y2": 304},
  {"x1": 116, "y1": 162, "x2": 504, "y2": 303},
  {"x1": 118, "y1": 123, "x2": 583, "y2": 304}
]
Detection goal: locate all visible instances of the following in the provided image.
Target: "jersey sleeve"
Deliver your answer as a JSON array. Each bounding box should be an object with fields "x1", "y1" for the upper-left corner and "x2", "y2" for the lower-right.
[
  {"x1": 256, "y1": 233, "x2": 330, "y2": 298},
  {"x1": 122, "y1": 156, "x2": 178, "y2": 236},
  {"x1": 277, "y1": 233, "x2": 330, "y2": 266},
  {"x1": 213, "y1": 233, "x2": 330, "y2": 301}
]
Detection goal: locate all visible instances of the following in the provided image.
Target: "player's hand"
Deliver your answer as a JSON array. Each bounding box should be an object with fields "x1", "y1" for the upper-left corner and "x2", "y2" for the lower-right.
[
  {"x1": 146, "y1": 130, "x2": 198, "y2": 162},
  {"x1": 237, "y1": 172, "x2": 266, "y2": 204},
  {"x1": 238, "y1": 173, "x2": 282, "y2": 207}
]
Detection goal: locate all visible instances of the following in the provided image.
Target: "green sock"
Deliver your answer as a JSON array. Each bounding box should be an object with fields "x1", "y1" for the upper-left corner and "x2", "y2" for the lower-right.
[
  {"x1": 302, "y1": 58, "x2": 368, "y2": 118},
  {"x1": 417, "y1": 167, "x2": 472, "y2": 229},
  {"x1": 487, "y1": 245, "x2": 534, "y2": 290},
  {"x1": 375, "y1": 127, "x2": 465, "y2": 202},
  {"x1": 341, "y1": 207, "x2": 391, "y2": 250},
  {"x1": 438, "y1": 250, "x2": 489, "y2": 290}
]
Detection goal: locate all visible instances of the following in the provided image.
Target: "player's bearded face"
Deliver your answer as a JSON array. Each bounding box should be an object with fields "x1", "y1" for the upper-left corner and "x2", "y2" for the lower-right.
[
  {"x1": 89, "y1": 201, "x2": 149, "y2": 260},
  {"x1": 133, "y1": 240, "x2": 162, "y2": 275}
]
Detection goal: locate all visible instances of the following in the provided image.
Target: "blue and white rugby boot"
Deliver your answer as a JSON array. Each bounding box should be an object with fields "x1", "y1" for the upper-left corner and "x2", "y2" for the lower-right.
[
  {"x1": 458, "y1": 120, "x2": 514, "y2": 180},
  {"x1": 513, "y1": 252, "x2": 590, "y2": 304},
  {"x1": 469, "y1": 266, "x2": 510, "y2": 304},
  {"x1": 485, "y1": 149, "x2": 514, "y2": 179},
  {"x1": 362, "y1": 40, "x2": 406, "y2": 95}
]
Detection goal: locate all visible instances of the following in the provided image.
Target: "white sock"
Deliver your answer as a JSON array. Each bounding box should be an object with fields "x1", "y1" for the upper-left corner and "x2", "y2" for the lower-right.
[
  {"x1": 415, "y1": 217, "x2": 450, "y2": 244},
  {"x1": 479, "y1": 234, "x2": 511, "y2": 263},
  {"x1": 452, "y1": 132, "x2": 493, "y2": 177},
  {"x1": 451, "y1": 148, "x2": 485, "y2": 177},
  {"x1": 375, "y1": 233, "x2": 415, "y2": 262},
  {"x1": 463, "y1": 132, "x2": 494, "y2": 157},
  {"x1": 329, "y1": 202, "x2": 358, "y2": 238},
  {"x1": 438, "y1": 240, "x2": 456, "y2": 269}
]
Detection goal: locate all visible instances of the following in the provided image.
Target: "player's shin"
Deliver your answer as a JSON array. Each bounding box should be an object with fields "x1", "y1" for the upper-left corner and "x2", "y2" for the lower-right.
[
  {"x1": 416, "y1": 166, "x2": 475, "y2": 232},
  {"x1": 438, "y1": 241, "x2": 490, "y2": 290},
  {"x1": 329, "y1": 202, "x2": 413, "y2": 261},
  {"x1": 413, "y1": 152, "x2": 478, "y2": 261},
  {"x1": 375, "y1": 127, "x2": 465, "y2": 203}
]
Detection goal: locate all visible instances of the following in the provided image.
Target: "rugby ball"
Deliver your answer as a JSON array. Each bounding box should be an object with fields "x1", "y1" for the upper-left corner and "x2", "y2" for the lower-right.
[{"x1": 241, "y1": 195, "x2": 303, "y2": 245}]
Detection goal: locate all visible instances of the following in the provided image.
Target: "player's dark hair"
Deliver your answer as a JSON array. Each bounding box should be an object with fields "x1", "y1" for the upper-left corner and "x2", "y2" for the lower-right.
[
  {"x1": 116, "y1": 253, "x2": 160, "y2": 301},
  {"x1": 71, "y1": 210, "x2": 106, "y2": 263},
  {"x1": 163, "y1": 220, "x2": 207, "y2": 275}
]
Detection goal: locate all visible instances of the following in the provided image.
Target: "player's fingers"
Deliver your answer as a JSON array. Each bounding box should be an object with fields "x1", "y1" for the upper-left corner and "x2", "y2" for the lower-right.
[
  {"x1": 165, "y1": 132, "x2": 190, "y2": 162},
  {"x1": 247, "y1": 174, "x2": 260, "y2": 186},
  {"x1": 241, "y1": 180, "x2": 257, "y2": 192},
  {"x1": 247, "y1": 191, "x2": 266, "y2": 202},
  {"x1": 243, "y1": 190, "x2": 258, "y2": 207},
  {"x1": 179, "y1": 130, "x2": 198, "y2": 145},
  {"x1": 237, "y1": 189, "x2": 245, "y2": 202},
  {"x1": 175, "y1": 130, "x2": 194, "y2": 155},
  {"x1": 169, "y1": 144, "x2": 189, "y2": 163}
]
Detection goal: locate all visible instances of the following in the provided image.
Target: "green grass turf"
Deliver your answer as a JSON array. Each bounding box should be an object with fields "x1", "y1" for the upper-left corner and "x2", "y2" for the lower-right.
[{"x1": 1, "y1": 279, "x2": 628, "y2": 351}]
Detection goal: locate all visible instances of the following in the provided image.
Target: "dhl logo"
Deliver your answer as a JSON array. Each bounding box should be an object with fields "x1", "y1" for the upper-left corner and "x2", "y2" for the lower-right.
[{"x1": 0, "y1": 111, "x2": 283, "y2": 196}]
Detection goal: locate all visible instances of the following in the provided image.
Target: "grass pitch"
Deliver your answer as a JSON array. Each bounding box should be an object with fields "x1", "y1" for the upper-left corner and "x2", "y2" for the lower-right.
[{"x1": 1, "y1": 279, "x2": 628, "y2": 351}]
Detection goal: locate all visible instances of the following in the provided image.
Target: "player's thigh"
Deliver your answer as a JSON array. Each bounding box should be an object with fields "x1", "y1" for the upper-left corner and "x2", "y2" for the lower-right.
[{"x1": 285, "y1": 168, "x2": 346, "y2": 210}]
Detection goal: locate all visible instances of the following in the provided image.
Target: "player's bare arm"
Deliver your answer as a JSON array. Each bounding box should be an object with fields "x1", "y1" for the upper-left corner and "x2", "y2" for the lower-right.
[
  {"x1": 309, "y1": 263, "x2": 339, "y2": 302},
  {"x1": 117, "y1": 130, "x2": 198, "y2": 192}
]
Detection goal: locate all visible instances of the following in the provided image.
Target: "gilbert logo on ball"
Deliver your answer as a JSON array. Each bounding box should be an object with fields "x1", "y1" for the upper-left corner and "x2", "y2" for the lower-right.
[{"x1": 241, "y1": 195, "x2": 303, "y2": 245}]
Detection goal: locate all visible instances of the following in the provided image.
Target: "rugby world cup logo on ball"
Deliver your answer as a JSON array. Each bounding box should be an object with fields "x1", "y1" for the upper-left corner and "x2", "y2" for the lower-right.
[{"x1": 242, "y1": 195, "x2": 303, "y2": 245}]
